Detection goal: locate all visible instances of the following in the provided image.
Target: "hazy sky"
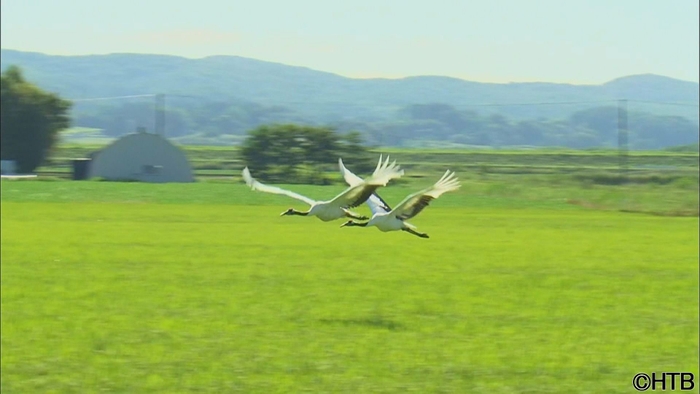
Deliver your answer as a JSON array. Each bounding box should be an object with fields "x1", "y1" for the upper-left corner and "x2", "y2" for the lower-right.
[{"x1": 1, "y1": 0, "x2": 698, "y2": 84}]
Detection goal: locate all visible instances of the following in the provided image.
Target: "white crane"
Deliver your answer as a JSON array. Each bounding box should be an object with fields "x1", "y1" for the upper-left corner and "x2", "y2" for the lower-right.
[
  {"x1": 242, "y1": 155, "x2": 404, "y2": 222},
  {"x1": 338, "y1": 167, "x2": 461, "y2": 238}
]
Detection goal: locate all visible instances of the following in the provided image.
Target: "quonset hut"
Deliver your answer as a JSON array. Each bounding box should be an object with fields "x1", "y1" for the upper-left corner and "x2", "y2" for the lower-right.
[{"x1": 88, "y1": 132, "x2": 194, "y2": 183}]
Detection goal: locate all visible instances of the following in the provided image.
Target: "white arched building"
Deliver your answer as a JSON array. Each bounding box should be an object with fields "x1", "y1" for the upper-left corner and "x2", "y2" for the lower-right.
[{"x1": 89, "y1": 133, "x2": 194, "y2": 183}]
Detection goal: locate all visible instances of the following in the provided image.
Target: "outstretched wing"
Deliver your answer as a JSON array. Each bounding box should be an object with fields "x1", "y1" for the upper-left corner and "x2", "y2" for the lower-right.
[
  {"x1": 338, "y1": 157, "x2": 392, "y2": 215},
  {"x1": 390, "y1": 170, "x2": 460, "y2": 221},
  {"x1": 242, "y1": 167, "x2": 316, "y2": 206},
  {"x1": 329, "y1": 155, "x2": 404, "y2": 209},
  {"x1": 367, "y1": 193, "x2": 392, "y2": 215},
  {"x1": 338, "y1": 157, "x2": 364, "y2": 186}
]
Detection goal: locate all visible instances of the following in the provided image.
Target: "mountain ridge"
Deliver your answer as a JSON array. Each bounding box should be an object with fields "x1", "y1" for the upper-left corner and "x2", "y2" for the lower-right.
[
  {"x1": 3, "y1": 48, "x2": 697, "y2": 90},
  {"x1": 0, "y1": 49, "x2": 700, "y2": 123}
]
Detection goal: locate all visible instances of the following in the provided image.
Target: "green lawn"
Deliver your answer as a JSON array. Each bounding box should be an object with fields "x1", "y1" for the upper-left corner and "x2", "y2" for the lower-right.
[{"x1": 1, "y1": 181, "x2": 698, "y2": 393}]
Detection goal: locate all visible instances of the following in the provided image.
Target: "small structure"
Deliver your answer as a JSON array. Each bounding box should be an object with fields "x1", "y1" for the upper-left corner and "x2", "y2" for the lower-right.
[
  {"x1": 72, "y1": 158, "x2": 92, "y2": 180},
  {"x1": 88, "y1": 132, "x2": 194, "y2": 183},
  {"x1": 0, "y1": 159, "x2": 37, "y2": 179},
  {"x1": 1, "y1": 160, "x2": 16, "y2": 175}
]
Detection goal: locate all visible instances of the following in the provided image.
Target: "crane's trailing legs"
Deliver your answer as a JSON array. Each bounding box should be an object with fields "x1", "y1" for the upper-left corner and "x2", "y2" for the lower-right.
[
  {"x1": 340, "y1": 220, "x2": 367, "y2": 228},
  {"x1": 343, "y1": 210, "x2": 369, "y2": 220},
  {"x1": 401, "y1": 228, "x2": 429, "y2": 238}
]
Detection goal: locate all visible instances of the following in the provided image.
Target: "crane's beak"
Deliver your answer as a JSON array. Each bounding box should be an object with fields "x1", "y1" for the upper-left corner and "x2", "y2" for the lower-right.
[{"x1": 340, "y1": 220, "x2": 353, "y2": 228}]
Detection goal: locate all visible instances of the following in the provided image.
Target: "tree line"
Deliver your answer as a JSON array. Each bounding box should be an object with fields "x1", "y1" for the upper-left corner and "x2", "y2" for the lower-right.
[{"x1": 71, "y1": 100, "x2": 699, "y2": 150}]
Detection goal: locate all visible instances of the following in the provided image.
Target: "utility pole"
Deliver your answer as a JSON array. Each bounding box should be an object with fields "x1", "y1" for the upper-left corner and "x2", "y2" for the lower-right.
[
  {"x1": 617, "y1": 99, "x2": 628, "y2": 182},
  {"x1": 155, "y1": 93, "x2": 165, "y2": 136}
]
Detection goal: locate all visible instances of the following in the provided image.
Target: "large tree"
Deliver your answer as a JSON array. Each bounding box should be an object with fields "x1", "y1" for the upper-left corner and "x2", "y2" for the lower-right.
[
  {"x1": 1, "y1": 66, "x2": 72, "y2": 173},
  {"x1": 240, "y1": 124, "x2": 373, "y2": 184}
]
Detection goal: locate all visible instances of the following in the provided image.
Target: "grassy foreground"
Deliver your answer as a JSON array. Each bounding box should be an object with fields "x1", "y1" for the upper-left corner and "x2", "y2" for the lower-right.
[{"x1": 1, "y1": 181, "x2": 698, "y2": 393}]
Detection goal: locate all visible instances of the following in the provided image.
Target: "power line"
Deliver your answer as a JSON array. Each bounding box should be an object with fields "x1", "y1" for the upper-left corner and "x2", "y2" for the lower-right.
[
  {"x1": 69, "y1": 94, "x2": 157, "y2": 102},
  {"x1": 628, "y1": 99, "x2": 699, "y2": 108},
  {"x1": 165, "y1": 94, "x2": 202, "y2": 99},
  {"x1": 459, "y1": 100, "x2": 616, "y2": 107}
]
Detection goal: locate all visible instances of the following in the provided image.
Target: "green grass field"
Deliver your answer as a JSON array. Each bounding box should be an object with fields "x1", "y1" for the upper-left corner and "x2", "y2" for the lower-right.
[{"x1": 1, "y1": 180, "x2": 698, "y2": 393}]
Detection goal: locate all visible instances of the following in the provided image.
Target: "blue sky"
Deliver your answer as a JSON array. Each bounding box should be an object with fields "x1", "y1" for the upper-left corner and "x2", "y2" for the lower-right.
[{"x1": 1, "y1": 0, "x2": 698, "y2": 83}]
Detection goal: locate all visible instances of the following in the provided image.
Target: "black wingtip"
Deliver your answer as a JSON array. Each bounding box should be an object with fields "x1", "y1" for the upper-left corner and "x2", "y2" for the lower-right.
[{"x1": 372, "y1": 192, "x2": 392, "y2": 212}]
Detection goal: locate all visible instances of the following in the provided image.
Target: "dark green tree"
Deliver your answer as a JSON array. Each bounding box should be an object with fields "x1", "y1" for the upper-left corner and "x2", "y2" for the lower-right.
[
  {"x1": 240, "y1": 124, "x2": 372, "y2": 184},
  {"x1": 1, "y1": 66, "x2": 71, "y2": 173}
]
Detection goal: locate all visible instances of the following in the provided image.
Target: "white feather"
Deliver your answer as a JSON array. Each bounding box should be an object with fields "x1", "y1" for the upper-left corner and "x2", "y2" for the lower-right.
[{"x1": 242, "y1": 167, "x2": 316, "y2": 206}]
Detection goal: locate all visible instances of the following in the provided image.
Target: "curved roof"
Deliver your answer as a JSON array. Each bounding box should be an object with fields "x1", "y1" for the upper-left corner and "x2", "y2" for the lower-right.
[{"x1": 89, "y1": 133, "x2": 194, "y2": 183}]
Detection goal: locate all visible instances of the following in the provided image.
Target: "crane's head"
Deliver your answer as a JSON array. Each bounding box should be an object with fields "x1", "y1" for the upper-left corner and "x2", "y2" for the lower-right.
[{"x1": 280, "y1": 208, "x2": 296, "y2": 216}]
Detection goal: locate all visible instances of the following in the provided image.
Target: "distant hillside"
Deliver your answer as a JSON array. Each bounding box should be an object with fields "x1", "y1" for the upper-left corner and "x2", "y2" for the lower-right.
[
  {"x1": 2, "y1": 49, "x2": 698, "y2": 119},
  {"x1": 1, "y1": 49, "x2": 698, "y2": 149}
]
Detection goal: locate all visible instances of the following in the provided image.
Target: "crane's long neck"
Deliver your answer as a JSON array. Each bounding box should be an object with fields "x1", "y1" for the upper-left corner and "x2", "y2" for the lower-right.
[{"x1": 281, "y1": 208, "x2": 310, "y2": 216}]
